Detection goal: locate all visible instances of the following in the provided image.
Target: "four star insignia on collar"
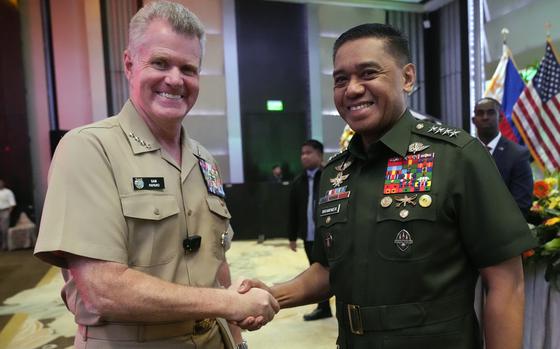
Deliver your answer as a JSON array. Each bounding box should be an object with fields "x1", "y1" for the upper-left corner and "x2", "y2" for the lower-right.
[
  {"x1": 329, "y1": 172, "x2": 349, "y2": 187},
  {"x1": 128, "y1": 132, "x2": 152, "y2": 149},
  {"x1": 408, "y1": 142, "x2": 430, "y2": 154}
]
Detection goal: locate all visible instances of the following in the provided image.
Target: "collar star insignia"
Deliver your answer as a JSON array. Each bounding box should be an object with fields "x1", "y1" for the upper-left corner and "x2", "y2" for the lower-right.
[
  {"x1": 408, "y1": 142, "x2": 430, "y2": 154},
  {"x1": 448, "y1": 129, "x2": 460, "y2": 137},
  {"x1": 427, "y1": 125, "x2": 439, "y2": 133},
  {"x1": 395, "y1": 194, "x2": 418, "y2": 207},
  {"x1": 329, "y1": 172, "x2": 349, "y2": 187}
]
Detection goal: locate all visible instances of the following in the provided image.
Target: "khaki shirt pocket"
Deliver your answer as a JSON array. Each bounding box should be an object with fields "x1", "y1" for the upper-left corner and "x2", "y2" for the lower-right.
[
  {"x1": 375, "y1": 194, "x2": 438, "y2": 262},
  {"x1": 121, "y1": 193, "x2": 180, "y2": 267}
]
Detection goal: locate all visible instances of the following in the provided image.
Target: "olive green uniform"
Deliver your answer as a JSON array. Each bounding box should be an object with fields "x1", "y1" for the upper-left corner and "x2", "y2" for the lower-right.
[
  {"x1": 314, "y1": 110, "x2": 535, "y2": 349},
  {"x1": 34, "y1": 101, "x2": 234, "y2": 348}
]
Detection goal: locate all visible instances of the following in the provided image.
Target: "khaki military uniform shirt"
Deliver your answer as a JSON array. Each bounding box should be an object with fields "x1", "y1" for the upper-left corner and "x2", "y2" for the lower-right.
[
  {"x1": 34, "y1": 101, "x2": 232, "y2": 348},
  {"x1": 314, "y1": 110, "x2": 536, "y2": 349}
]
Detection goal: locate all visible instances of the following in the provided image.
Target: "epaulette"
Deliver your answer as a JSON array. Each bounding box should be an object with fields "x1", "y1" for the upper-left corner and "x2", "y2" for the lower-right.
[
  {"x1": 411, "y1": 120, "x2": 473, "y2": 148},
  {"x1": 325, "y1": 149, "x2": 349, "y2": 168}
]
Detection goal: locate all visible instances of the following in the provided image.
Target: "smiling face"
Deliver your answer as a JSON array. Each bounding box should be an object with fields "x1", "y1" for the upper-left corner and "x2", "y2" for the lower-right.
[
  {"x1": 124, "y1": 19, "x2": 201, "y2": 130},
  {"x1": 332, "y1": 37, "x2": 415, "y2": 146}
]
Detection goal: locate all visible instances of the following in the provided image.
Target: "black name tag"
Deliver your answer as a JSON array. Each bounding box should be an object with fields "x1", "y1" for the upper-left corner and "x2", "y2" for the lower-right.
[
  {"x1": 133, "y1": 177, "x2": 165, "y2": 190},
  {"x1": 320, "y1": 204, "x2": 341, "y2": 216}
]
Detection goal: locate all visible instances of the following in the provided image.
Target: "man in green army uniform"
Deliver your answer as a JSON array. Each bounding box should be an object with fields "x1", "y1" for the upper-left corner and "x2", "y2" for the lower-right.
[
  {"x1": 238, "y1": 23, "x2": 535, "y2": 349},
  {"x1": 34, "y1": 1, "x2": 278, "y2": 348}
]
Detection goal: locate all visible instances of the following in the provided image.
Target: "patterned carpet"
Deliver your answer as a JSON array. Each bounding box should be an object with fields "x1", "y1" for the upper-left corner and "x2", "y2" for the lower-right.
[{"x1": 0, "y1": 239, "x2": 337, "y2": 348}]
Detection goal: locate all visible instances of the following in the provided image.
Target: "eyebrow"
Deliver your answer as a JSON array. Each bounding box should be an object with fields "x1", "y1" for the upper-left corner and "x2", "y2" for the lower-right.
[{"x1": 332, "y1": 61, "x2": 382, "y2": 76}]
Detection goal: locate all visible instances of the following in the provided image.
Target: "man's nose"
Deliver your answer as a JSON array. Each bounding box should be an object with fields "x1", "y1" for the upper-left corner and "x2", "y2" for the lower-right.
[
  {"x1": 346, "y1": 78, "x2": 365, "y2": 97},
  {"x1": 165, "y1": 67, "x2": 183, "y2": 86}
]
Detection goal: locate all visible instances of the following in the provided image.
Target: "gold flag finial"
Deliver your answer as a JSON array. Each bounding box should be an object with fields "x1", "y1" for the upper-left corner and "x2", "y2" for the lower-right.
[{"x1": 501, "y1": 28, "x2": 509, "y2": 44}]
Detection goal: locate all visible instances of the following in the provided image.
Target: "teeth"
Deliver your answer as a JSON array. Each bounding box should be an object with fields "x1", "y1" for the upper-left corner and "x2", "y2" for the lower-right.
[
  {"x1": 349, "y1": 102, "x2": 373, "y2": 111},
  {"x1": 159, "y1": 92, "x2": 182, "y2": 99}
]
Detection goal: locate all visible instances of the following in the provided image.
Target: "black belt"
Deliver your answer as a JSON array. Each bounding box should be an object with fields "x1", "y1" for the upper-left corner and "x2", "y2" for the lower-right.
[{"x1": 339, "y1": 292, "x2": 472, "y2": 335}]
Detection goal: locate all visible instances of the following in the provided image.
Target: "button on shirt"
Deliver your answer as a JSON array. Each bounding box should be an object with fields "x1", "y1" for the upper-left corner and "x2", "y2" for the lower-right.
[{"x1": 306, "y1": 168, "x2": 319, "y2": 242}]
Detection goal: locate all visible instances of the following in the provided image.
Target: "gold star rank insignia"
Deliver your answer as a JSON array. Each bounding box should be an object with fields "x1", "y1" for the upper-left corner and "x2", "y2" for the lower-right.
[{"x1": 330, "y1": 172, "x2": 349, "y2": 187}]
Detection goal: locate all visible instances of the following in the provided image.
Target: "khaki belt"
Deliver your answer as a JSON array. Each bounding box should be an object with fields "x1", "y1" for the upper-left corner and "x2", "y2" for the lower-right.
[
  {"x1": 79, "y1": 318, "x2": 216, "y2": 342},
  {"x1": 339, "y1": 292, "x2": 472, "y2": 335}
]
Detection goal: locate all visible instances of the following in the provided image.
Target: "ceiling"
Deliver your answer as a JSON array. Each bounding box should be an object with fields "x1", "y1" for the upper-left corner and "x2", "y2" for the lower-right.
[{"x1": 266, "y1": 0, "x2": 455, "y2": 13}]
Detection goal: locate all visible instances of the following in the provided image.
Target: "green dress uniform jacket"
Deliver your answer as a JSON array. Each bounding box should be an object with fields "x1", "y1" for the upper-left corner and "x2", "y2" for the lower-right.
[
  {"x1": 314, "y1": 110, "x2": 536, "y2": 349},
  {"x1": 34, "y1": 101, "x2": 234, "y2": 349}
]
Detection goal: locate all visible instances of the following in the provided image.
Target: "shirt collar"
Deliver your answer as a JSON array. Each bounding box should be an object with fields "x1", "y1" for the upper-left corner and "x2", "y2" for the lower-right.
[
  {"x1": 480, "y1": 133, "x2": 501, "y2": 155},
  {"x1": 306, "y1": 168, "x2": 319, "y2": 178},
  {"x1": 118, "y1": 100, "x2": 161, "y2": 155},
  {"x1": 347, "y1": 109, "x2": 414, "y2": 159}
]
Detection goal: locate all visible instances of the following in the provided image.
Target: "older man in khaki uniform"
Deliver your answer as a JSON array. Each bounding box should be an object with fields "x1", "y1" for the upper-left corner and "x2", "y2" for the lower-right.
[{"x1": 34, "y1": 2, "x2": 278, "y2": 348}]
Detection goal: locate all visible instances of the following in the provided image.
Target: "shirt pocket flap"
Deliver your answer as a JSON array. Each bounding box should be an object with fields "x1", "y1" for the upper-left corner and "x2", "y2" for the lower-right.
[
  {"x1": 121, "y1": 193, "x2": 179, "y2": 221},
  {"x1": 206, "y1": 196, "x2": 232, "y2": 219}
]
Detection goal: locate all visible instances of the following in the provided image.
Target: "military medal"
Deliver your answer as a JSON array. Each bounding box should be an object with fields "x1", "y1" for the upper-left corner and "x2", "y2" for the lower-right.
[
  {"x1": 394, "y1": 229, "x2": 413, "y2": 252},
  {"x1": 330, "y1": 172, "x2": 349, "y2": 187},
  {"x1": 383, "y1": 152, "x2": 435, "y2": 194},
  {"x1": 380, "y1": 196, "x2": 392, "y2": 208},
  {"x1": 408, "y1": 142, "x2": 430, "y2": 154},
  {"x1": 419, "y1": 194, "x2": 432, "y2": 207},
  {"x1": 319, "y1": 186, "x2": 351, "y2": 204},
  {"x1": 198, "y1": 158, "x2": 226, "y2": 198}
]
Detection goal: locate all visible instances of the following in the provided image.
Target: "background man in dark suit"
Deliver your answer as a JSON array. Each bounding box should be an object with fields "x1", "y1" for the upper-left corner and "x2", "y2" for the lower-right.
[
  {"x1": 473, "y1": 97, "x2": 533, "y2": 217},
  {"x1": 288, "y1": 139, "x2": 332, "y2": 321}
]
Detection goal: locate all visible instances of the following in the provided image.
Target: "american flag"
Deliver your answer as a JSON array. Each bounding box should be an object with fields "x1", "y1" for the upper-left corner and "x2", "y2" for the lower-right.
[{"x1": 512, "y1": 40, "x2": 560, "y2": 172}]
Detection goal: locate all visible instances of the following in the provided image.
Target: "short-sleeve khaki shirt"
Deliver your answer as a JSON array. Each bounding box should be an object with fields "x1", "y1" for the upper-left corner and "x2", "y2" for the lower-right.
[
  {"x1": 314, "y1": 110, "x2": 536, "y2": 349},
  {"x1": 35, "y1": 101, "x2": 231, "y2": 336}
]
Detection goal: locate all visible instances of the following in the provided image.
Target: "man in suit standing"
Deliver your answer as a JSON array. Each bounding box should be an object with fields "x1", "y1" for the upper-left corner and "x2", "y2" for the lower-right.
[
  {"x1": 289, "y1": 139, "x2": 332, "y2": 321},
  {"x1": 473, "y1": 97, "x2": 533, "y2": 217}
]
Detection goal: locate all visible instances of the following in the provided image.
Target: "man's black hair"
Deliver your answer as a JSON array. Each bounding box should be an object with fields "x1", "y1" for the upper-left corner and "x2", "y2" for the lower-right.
[
  {"x1": 302, "y1": 139, "x2": 324, "y2": 154},
  {"x1": 333, "y1": 23, "x2": 411, "y2": 66}
]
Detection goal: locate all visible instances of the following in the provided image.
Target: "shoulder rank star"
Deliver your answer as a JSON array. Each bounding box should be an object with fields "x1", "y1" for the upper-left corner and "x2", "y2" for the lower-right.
[
  {"x1": 330, "y1": 172, "x2": 349, "y2": 187},
  {"x1": 408, "y1": 142, "x2": 430, "y2": 154}
]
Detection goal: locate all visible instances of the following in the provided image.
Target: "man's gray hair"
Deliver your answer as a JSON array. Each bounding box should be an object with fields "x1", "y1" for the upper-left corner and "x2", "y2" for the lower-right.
[{"x1": 128, "y1": 0, "x2": 205, "y2": 58}]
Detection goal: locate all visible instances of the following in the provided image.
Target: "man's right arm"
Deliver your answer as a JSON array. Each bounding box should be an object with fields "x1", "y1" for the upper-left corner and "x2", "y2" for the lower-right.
[{"x1": 67, "y1": 254, "x2": 279, "y2": 325}]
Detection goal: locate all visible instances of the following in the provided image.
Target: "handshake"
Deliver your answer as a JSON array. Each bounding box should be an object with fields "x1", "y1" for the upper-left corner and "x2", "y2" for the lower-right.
[{"x1": 226, "y1": 278, "x2": 280, "y2": 331}]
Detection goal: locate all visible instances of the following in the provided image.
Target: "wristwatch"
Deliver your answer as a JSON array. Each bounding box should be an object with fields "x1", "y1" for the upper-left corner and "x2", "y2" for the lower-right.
[{"x1": 236, "y1": 340, "x2": 248, "y2": 349}]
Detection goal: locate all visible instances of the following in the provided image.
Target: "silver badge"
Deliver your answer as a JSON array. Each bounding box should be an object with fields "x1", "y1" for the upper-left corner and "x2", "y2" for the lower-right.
[
  {"x1": 408, "y1": 142, "x2": 430, "y2": 154},
  {"x1": 394, "y1": 229, "x2": 413, "y2": 252},
  {"x1": 134, "y1": 178, "x2": 144, "y2": 189}
]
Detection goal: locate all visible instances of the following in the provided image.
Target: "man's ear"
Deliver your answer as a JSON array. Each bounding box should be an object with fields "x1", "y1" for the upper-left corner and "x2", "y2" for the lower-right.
[
  {"x1": 123, "y1": 50, "x2": 133, "y2": 80},
  {"x1": 402, "y1": 63, "x2": 416, "y2": 94}
]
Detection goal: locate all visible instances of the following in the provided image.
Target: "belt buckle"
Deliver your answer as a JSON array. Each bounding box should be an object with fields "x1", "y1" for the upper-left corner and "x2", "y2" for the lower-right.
[{"x1": 347, "y1": 304, "x2": 364, "y2": 335}]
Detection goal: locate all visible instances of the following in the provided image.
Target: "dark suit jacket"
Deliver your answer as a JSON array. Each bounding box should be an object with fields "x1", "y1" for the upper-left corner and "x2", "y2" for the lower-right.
[
  {"x1": 289, "y1": 169, "x2": 321, "y2": 242},
  {"x1": 492, "y1": 136, "x2": 533, "y2": 217}
]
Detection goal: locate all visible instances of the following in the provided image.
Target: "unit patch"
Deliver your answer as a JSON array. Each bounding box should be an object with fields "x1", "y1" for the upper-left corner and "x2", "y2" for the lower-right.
[
  {"x1": 133, "y1": 177, "x2": 165, "y2": 190},
  {"x1": 320, "y1": 204, "x2": 341, "y2": 216},
  {"x1": 383, "y1": 152, "x2": 434, "y2": 194},
  {"x1": 319, "y1": 186, "x2": 351, "y2": 204},
  {"x1": 198, "y1": 159, "x2": 225, "y2": 198},
  {"x1": 394, "y1": 229, "x2": 413, "y2": 252}
]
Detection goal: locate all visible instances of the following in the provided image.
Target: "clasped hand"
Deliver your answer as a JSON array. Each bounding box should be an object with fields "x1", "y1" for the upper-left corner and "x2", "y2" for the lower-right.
[{"x1": 227, "y1": 278, "x2": 278, "y2": 331}]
